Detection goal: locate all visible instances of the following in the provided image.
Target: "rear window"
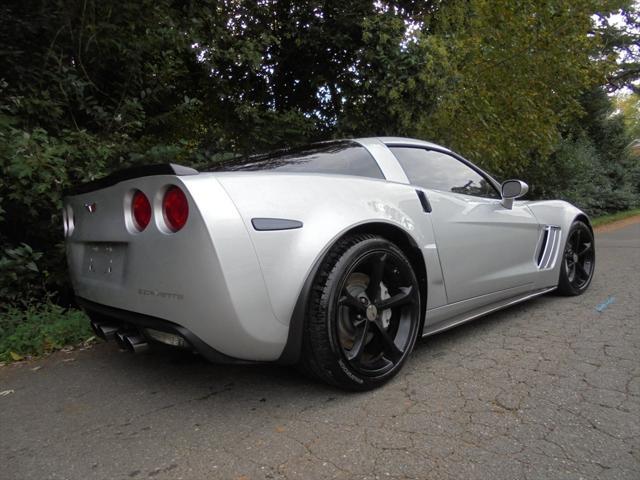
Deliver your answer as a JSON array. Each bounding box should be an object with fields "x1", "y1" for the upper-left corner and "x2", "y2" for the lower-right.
[{"x1": 208, "y1": 141, "x2": 384, "y2": 179}]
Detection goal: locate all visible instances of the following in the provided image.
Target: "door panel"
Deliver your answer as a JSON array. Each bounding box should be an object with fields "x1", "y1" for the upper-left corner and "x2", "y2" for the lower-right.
[
  {"x1": 426, "y1": 190, "x2": 540, "y2": 303},
  {"x1": 387, "y1": 146, "x2": 542, "y2": 306}
]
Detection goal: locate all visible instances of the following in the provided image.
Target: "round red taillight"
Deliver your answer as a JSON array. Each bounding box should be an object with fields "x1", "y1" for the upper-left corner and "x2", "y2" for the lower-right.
[
  {"x1": 163, "y1": 186, "x2": 189, "y2": 232},
  {"x1": 132, "y1": 190, "x2": 151, "y2": 231}
]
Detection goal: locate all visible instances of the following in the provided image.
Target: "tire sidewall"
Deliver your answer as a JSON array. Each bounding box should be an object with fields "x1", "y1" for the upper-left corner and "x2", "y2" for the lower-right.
[
  {"x1": 320, "y1": 237, "x2": 421, "y2": 390},
  {"x1": 559, "y1": 221, "x2": 595, "y2": 296}
]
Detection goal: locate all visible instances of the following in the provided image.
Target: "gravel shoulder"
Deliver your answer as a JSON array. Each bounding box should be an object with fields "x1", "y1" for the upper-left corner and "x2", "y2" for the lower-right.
[{"x1": 594, "y1": 214, "x2": 640, "y2": 233}]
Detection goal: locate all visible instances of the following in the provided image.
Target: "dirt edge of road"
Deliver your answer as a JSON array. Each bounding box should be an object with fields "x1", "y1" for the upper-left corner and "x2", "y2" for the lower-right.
[{"x1": 594, "y1": 214, "x2": 640, "y2": 233}]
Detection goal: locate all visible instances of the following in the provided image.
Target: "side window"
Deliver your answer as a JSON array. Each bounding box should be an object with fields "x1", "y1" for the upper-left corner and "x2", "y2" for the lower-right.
[{"x1": 389, "y1": 147, "x2": 500, "y2": 199}]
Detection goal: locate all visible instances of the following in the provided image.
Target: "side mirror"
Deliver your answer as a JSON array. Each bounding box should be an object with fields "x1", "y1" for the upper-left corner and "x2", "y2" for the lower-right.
[{"x1": 501, "y1": 180, "x2": 529, "y2": 209}]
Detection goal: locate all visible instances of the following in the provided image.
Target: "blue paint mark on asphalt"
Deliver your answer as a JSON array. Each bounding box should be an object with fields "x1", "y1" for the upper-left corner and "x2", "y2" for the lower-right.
[{"x1": 595, "y1": 296, "x2": 615, "y2": 313}]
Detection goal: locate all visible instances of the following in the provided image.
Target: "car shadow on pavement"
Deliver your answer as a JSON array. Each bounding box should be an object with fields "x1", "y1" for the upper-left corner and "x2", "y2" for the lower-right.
[{"x1": 83, "y1": 292, "x2": 562, "y2": 406}]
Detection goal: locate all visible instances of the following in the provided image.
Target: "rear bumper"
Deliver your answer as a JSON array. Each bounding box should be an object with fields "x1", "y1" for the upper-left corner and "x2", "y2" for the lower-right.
[{"x1": 77, "y1": 297, "x2": 246, "y2": 364}]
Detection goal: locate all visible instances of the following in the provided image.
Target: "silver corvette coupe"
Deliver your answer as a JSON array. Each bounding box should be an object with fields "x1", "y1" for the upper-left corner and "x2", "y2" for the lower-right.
[{"x1": 64, "y1": 137, "x2": 595, "y2": 390}]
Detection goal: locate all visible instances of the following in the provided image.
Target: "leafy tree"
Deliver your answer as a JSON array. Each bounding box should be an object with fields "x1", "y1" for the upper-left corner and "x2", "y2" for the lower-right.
[
  {"x1": 529, "y1": 88, "x2": 640, "y2": 215},
  {"x1": 594, "y1": 3, "x2": 640, "y2": 93},
  {"x1": 1, "y1": 0, "x2": 639, "y2": 308},
  {"x1": 421, "y1": 0, "x2": 630, "y2": 177},
  {"x1": 616, "y1": 92, "x2": 640, "y2": 139}
]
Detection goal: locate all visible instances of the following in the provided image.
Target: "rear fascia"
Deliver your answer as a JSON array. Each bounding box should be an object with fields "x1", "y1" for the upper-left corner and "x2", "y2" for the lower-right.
[{"x1": 65, "y1": 173, "x2": 288, "y2": 361}]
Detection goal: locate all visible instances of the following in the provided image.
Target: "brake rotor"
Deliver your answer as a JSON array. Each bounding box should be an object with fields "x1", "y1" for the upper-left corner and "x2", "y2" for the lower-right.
[{"x1": 338, "y1": 272, "x2": 392, "y2": 349}]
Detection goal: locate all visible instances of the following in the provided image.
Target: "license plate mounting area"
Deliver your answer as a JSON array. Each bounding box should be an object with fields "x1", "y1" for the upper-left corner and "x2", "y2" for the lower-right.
[{"x1": 81, "y1": 242, "x2": 127, "y2": 283}]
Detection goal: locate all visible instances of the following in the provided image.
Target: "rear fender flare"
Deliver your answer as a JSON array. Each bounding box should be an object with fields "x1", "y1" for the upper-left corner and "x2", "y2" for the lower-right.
[{"x1": 277, "y1": 221, "x2": 428, "y2": 365}]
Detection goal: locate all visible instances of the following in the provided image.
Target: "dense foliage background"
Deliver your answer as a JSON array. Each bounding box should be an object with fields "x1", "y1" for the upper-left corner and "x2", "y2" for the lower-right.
[{"x1": 1, "y1": 0, "x2": 639, "y2": 316}]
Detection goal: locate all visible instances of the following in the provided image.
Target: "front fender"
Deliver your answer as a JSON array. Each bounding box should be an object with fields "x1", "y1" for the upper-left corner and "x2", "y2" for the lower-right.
[
  {"x1": 525, "y1": 200, "x2": 589, "y2": 230},
  {"x1": 525, "y1": 199, "x2": 591, "y2": 288}
]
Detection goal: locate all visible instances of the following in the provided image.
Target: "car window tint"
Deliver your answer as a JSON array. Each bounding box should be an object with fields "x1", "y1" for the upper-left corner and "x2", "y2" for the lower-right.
[
  {"x1": 208, "y1": 141, "x2": 384, "y2": 179},
  {"x1": 390, "y1": 147, "x2": 499, "y2": 198}
]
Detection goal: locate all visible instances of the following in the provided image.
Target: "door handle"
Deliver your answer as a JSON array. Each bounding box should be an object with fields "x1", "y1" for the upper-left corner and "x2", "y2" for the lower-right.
[{"x1": 416, "y1": 190, "x2": 432, "y2": 213}]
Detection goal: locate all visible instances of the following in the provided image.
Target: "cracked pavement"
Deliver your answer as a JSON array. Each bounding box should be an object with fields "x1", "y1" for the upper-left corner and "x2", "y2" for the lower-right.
[{"x1": 1, "y1": 221, "x2": 639, "y2": 480}]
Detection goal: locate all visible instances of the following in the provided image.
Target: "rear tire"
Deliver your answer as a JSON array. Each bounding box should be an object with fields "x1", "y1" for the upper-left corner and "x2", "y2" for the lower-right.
[
  {"x1": 299, "y1": 234, "x2": 421, "y2": 390},
  {"x1": 557, "y1": 220, "x2": 595, "y2": 296}
]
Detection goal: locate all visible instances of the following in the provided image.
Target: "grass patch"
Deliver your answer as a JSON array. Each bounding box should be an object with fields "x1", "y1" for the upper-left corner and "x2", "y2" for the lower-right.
[
  {"x1": 0, "y1": 303, "x2": 94, "y2": 362},
  {"x1": 592, "y1": 208, "x2": 640, "y2": 227}
]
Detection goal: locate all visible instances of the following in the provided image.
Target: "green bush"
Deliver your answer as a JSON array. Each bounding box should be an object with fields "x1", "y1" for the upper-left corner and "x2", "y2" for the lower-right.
[
  {"x1": 0, "y1": 243, "x2": 47, "y2": 307},
  {"x1": 527, "y1": 132, "x2": 640, "y2": 217},
  {"x1": 0, "y1": 303, "x2": 93, "y2": 362}
]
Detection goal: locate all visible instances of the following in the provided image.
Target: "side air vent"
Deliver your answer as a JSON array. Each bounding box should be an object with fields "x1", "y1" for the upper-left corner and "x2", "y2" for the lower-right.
[{"x1": 537, "y1": 226, "x2": 561, "y2": 270}]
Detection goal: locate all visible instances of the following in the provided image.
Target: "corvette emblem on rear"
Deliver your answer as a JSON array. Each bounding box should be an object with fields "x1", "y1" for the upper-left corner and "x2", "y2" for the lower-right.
[{"x1": 84, "y1": 202, "x2": 97, "y2": 213}]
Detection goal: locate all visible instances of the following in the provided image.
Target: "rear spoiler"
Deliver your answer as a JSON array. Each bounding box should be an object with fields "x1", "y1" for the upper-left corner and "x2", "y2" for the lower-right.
[{"x1": 65, "y1": 163, "x2": 198, "y2": 196}]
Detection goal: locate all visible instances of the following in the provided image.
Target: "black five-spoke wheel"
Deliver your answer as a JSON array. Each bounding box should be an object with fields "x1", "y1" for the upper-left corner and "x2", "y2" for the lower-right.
[
  {"x1": 301, "y1": 234, "x2": 421, "y2": 390},
  {"x1": 557, "y1": 220, "x2": 595, "y2": 296},
  {"x1": 337, "y1": 251, "x2": 419, "y2": 376}
]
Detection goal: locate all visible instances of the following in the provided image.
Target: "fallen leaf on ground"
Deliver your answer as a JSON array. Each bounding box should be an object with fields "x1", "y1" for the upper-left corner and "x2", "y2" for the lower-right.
[
  {"x1": 0, "y1": 390, "x2": 15, "y2": 397},
  {"x1": 31, "y1": 366, "x2": 42, "y2": 372}
]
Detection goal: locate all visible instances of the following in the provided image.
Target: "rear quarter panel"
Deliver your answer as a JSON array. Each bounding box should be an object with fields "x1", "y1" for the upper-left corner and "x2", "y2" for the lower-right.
[{"x1": 212, "y1": 172, "x2": 447, "y2": 327}]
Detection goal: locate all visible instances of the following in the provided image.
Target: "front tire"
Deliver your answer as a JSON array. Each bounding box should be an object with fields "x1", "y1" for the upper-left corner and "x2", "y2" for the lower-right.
[
  {"x1": 557, "y1": 220, "x2": 595, "y2": 296},
  {"x1": 300, "y1": 234, "x2": 421, "y2": 390}
]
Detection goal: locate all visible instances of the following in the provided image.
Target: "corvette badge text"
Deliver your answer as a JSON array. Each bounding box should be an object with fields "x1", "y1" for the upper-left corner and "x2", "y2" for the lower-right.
[{"x1": 138, "y1": 288, "x2": 184, "y2": 301}]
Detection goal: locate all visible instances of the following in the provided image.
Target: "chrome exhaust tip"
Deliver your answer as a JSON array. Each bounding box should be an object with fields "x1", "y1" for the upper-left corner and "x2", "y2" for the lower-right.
[
  {"x1": 127, "y1": 335, "x2": 149, "y2": 353},
  {"x1": 91, "y1": 321, "x2": 118, "y2": 340},
  {"x1": 116, "y1": 331, "x2": 149, "y2": 353},
  {"x1": 115, "y1": 331, "x2": 129, "y2": 350}
]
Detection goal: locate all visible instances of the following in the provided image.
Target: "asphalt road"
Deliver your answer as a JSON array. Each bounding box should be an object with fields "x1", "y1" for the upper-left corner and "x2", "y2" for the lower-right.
[{"x1": 1, "y1": 222, "x2": 639, "y2": 480}]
